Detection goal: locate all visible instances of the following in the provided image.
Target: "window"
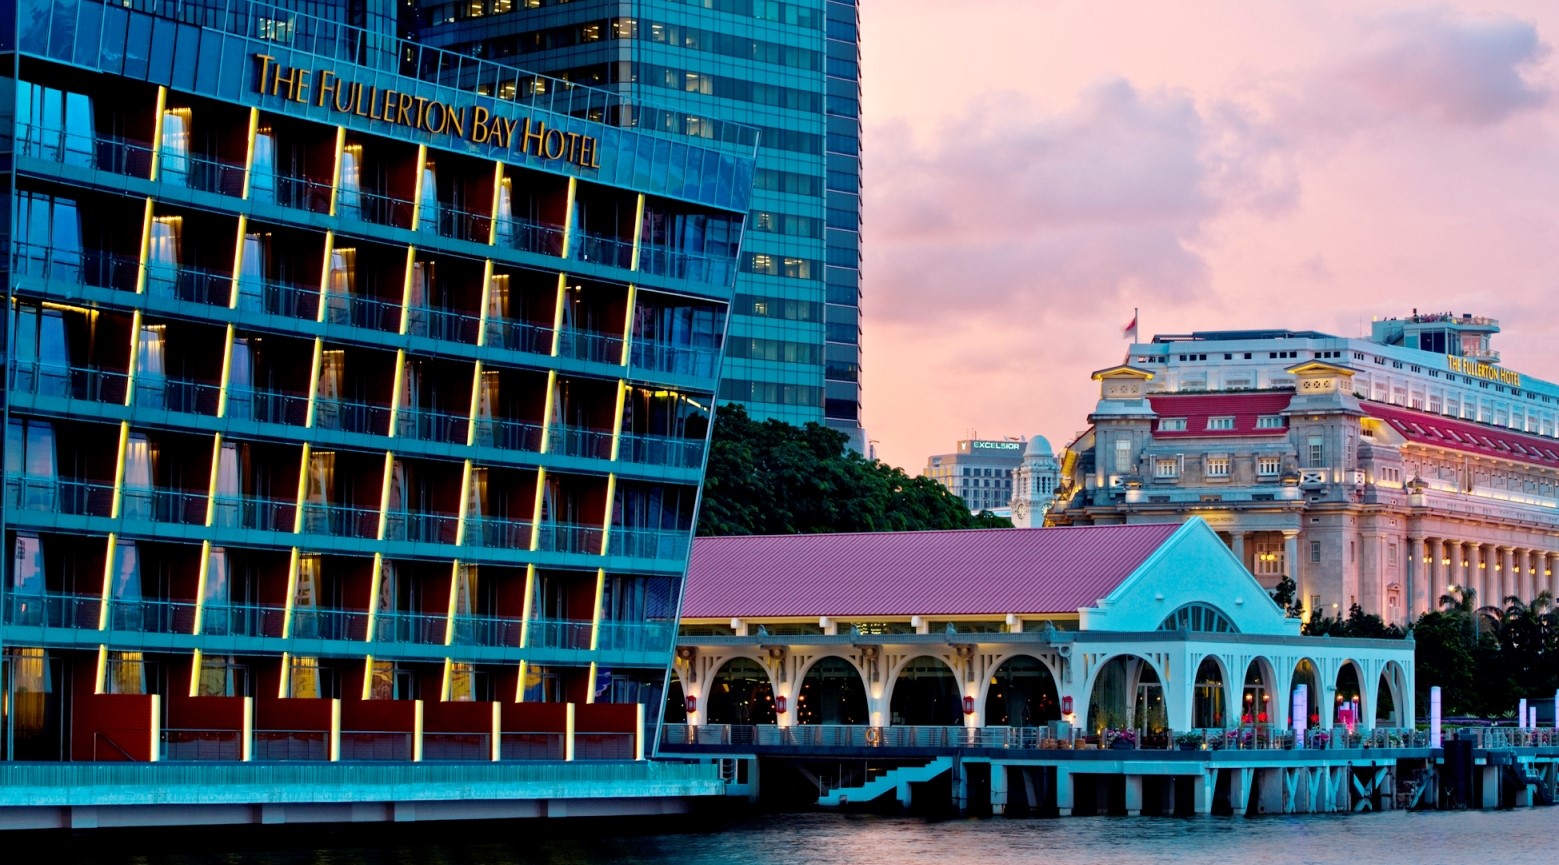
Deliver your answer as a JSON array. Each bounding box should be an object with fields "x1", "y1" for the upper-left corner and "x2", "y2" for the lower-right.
[
  {"x1": 1254, "y1": 540, "x2": 1284, "y2": 576},
  {"x1": 1256, "y1": 416, "x2": 1284, "y2": 429},
  {"x1": 1206, "y1": 456, "x2": 1231, "y2": 478},
  {"x1": 1306, "y1": 434, "x2": 1325, "y2": 468},
  {"x1": 1158, "y1": 603, "x2": 1237, "y2": 633},
  {"x1": 1257, "y1": 455, "x2": 1281, "y2": 476},
  {"x1": 1159, "y1": 418, "x2": 1187, "y2": 432},
  {"x1": 1155, "y1": 458, "x2": 1180, "y2": 479},
  {"x1": 1113, "y1": 438, "x2": 1133, "y2": 473},
  {"x1": 1207, "y1": 417, "x2": 1235, "y2": 431},
  {"x1": 1309, "y1": 541, "x2": 1322, "y2": 563}
]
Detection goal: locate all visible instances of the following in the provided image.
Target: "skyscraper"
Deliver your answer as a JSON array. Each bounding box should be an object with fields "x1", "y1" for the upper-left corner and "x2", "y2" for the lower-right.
[{"x1": 406, "y1": 1, "x2": 866, "y2": 448}]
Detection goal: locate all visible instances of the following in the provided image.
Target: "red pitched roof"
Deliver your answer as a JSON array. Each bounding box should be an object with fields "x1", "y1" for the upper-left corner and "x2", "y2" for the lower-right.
[
  {"x1": 1149, "y1": 392, "x2": 1292, "y2": 436},
  {"x1": 1363, "y1": 402, "x2": 1559, "y2": 469},
  {"x1": 682, "y1": 524, "x2": 1181, "y2": 619}
]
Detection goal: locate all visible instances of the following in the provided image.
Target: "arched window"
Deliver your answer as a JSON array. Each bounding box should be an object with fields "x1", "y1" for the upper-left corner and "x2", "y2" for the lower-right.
[{"x1": 1158, "y1": 603, "x2": 1238, "y2": 634}]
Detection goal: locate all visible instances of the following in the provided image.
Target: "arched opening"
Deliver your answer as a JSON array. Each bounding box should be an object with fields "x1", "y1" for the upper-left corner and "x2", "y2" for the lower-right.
[
  {"x1": 797, "y1": 658, "x2": 868, "y2": 725},
  {"x1": 1192, "y1": 656, "x2": 1227, "y2": 729},
  {"x1": 706, "y1": 658, "x2": 775, "y2": 725},
  {"x1": 1241, "y1": 659, "x2": 1273, "y2": 726},
  {"x1": 1376, "y1": 663, "x2": 1405, "y2": 728},
  {"x1": 663, "y1": 678, "x2": 687, "y2": 724},
  {"x1": 984, "y1": 656, "x2": 1060, "y2": 727},
  {"x1": 1087, "y1": 655, "x2": 1165, "y2": 736},
  {"x1": 889, "y1": 656, "x2": 961, "y2": 726},
  {"x1": 1334, "y1": 662, "x2": 1364, "y2": 731},
  {"x1": 1291, "y1": 659, "x2": 1320, "y2": 728},
  {"x1": 1158, "y1": 602, "x2": 1238, "y2": 633}
]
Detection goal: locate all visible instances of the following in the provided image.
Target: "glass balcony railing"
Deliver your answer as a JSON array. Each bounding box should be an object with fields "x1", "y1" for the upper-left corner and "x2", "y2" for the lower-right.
[
  {"x1": 118, "y1": 485, "x2": 208, "y2": 525},
  {"x1": 348, "y1": 188, "x2": 415, "y2": 230},
  {"x1": 450, "y1": 614, "x2": 523, "y2": 648},
  {"x1": 16, "y1": 124, "x2": 154, "y2": 179},
  {"x1": 460, "y1": 515, "x2": 533, "y2": 550},
  {"x1": 420, "y1": 307, "x2": 482, "y2": 345},
  {"x1": 394, "y1": 406, "x2": 470, "y2": 444},
  {"x1": 496, "y1": 216, "x2": 566, "y2": 258},
  {"x1": 607, "y1": 526, "x2": 692, "y2": 562},
  {"x1": 525, "y1": 617, "x2": 594, "y2": 651},
  {"x1": 9, "y1": 361, "x2": 130, "y2": 405},
  {"x1": 287, "y1": 607, "x2": 369, "y2": 641},
  {"x1": 249, "y1": 173, "x2": 334, "y2": 214},
  {"x1": 313, "y1": 397, "x2": 393, "y2": 436},
  {"x1": 222, "y1": 385, "x2": 311, "y2": 426},
  {"x1": 13, "y1": 243, "x2": 142, "y2": 293},
  {"x1": 323, "y1": 292, "x2": 403, "y2": 334},
  {"x1": 4, "y1": 476, "x2": 115, "y2": 518},
  {"x1": 382, "y1": 509, "x2": 461, "y2": 545},
  {"x1": 210, "y1": 493, "x2": 298, "y2": 533},
  {"x1": 430, "y1": 203, "x2": 493, "y2": 245},
  {"x1": 299, "y1": 501, "x2": 381, "y2": 539},
  {"x1": 3, "y1": 592, "x2": 103, "y2": 629},
  {"x1": 534, "y1": 522, "x2": 605, "y2": 556},
  {"x1": 182, "y1": 152, "x2": 247, "y2": 197},
  {"x1": 637, "y1": 244, "x2": 739, "y2": 288},
  {"x1": 617, "y1": 432, "x2": 707, "y2": 470},
  {"x1": 482, "y1": 317, "x2": 554, "y2": 356},
  {"x1": 144, "y1": 261, "x2": 235, "y2": 307},
  {"x1": 556, "y1": 328, "x2": 625, "y2": 366},
  {"x1": 570, "y1": 231, "x2": 634, "y2": 270},
  {"x1": 472, "y1": 417, "x2": 545, "y2": 452},
  {"x1": 629, "y1": 340, "x2": 721, "y2": 380},
  {"x1": 236, "y1": 274, "x2": 322, "y2": 321},
  {"x1": 197, "y1": 603, "x2": 287, "y2": 638},
  {"x1": 139, "y1": 376, "x2": 223, "y2": 416},
  {"x1": 368, "y1": 610, "x2": 449, "y2": 645},
  {"x1": 548, "y1": 425, "x2": 614, "y2": 461},
  {"x1": 103, "y1": 597, "x2": 199, "y2": 634},
  {"x1": 596, "y1": 620, "x2": 676, "y2": 654}
]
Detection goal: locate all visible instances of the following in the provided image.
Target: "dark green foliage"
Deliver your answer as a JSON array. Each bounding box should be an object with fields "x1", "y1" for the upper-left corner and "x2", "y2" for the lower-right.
[
  {"x1": 1407, "y1": 586, "x2": 1558, "y2": 717},
  {"x1": 696, "y1": 405, "x2": 1013, "y2": 536},
  {"x1": 1304, "y1": 603, "x2": 1403, "y2": 639},
  {"x1": 1269, "y1": 574, "x2": 1305, "y2": 618}
]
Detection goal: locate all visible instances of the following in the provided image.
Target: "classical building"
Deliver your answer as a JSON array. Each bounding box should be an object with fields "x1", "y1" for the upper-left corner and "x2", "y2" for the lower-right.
[
  {"x1": 668, "y1": 520, "x2": 1414, "y2": 739},
  {"x1": 1, "y1": 0, "x2": 753, "y2": 779},
  {"x1": 405, "y1": 0, "x2": 868, "y2": 448},
  {"x1": 922, "y1": 438, "x2": 1027, "y2": 515},
  {"x1": 1010, "y1": 435, "x2": 1062, "y2": 528},
  {"x1": 1048, "y1": 314, "x2": 1559, "y2": 625}
]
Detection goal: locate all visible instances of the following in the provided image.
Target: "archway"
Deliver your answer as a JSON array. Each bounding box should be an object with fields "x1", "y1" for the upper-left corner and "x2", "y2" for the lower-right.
[
  {"x1": 1192, "y1": 656, "x2": 1227, "y2": 729},
  {"x1": 706, "y1": 658, "x2": 776, "y2": 725},
  {"x1": 1291, "y1": 658, "x2": 1320, "y2": 728},
  {"x1": 1086, "y1": 655, "x2": 1165, "y2": 735},
  {"x1": 984, "y1": 656, "x2": 1060, "y2": 727},
  {"x1": 889, "y1": 656, "x2": 961, "y2": 726},
  {"x1": 1376, "y1": 662, "x2": 1406, "y2": 728},
  {"x1": 797, "y1": 657, "x2": 868, "y2": 725},
  {"x1": 1334, "y1": 661, "x2": 1365, "y2": 731},
  {"x1": 663, "y1": 677, "x2": 687, "y2": 724},
  {"x1": 1241, "y1": 659, "x2": 1274, "y2": 726}
]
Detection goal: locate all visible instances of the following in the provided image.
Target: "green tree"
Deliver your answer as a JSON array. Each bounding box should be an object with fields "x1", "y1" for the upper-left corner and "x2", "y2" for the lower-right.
[
  {"x1": 696, "y1": 405, "x2": 1013, "y2": 536},
  {"x1": 1269, "y1": 574, "x2": 1305, "y2": 618}
]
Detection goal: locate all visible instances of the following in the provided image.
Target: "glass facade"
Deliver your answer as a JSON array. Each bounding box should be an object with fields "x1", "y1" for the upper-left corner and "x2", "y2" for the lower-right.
[
  {"x1": 0, "y1": 0, "x2": 753, "y2": 763},
  {"x1": 408, "y1": 0, "x2": 865, "y2": 447}
]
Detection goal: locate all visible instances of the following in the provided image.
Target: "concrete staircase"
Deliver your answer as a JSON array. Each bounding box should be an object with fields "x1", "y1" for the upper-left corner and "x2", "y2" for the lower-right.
[{"x1": 818, "y1": 757, "x2": 953, "y2": 807}]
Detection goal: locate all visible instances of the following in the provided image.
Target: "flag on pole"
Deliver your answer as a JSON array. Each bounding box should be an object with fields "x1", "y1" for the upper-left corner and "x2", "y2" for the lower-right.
[{"x1": 1122, "y1": 309, "x2": 1139, "y2": 341}]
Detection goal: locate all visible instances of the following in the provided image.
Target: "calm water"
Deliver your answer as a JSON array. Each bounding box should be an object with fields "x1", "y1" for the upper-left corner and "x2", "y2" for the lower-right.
[{"x1": 62, "y1": 809, "x2": 1559, "y2": 865}]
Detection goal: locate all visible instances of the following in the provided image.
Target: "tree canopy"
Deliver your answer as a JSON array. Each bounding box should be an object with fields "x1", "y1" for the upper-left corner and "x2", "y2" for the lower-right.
[{"x1": 696, "y1": 404, "x2": 1012, "y2": 536}]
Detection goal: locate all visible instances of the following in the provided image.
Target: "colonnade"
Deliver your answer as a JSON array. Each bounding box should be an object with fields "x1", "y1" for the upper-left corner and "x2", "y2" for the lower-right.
[{"x1": 1408, "y1": 537, "x2": 1558, "y2": 615}]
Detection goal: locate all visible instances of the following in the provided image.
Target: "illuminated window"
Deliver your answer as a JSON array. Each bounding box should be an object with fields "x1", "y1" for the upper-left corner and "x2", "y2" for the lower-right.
[
  {"x1": 1155, "y1": 458, "x2": 1179, "y2": 479},
  {"x1": 1257, "y1": 455, "x2": 1281, "y2": 476},
  {"x1": 1206, "y1": 456, "x2": 1231, "y2": 478}
]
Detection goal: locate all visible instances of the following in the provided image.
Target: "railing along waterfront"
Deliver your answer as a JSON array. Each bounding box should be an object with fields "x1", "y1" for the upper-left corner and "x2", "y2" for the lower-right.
[{"x1": 662, "y1": 724, "x2": 1441, "y2": 752}]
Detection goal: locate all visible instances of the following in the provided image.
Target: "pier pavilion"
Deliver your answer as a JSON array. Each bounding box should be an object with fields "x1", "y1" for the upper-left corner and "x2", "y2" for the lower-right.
[{"x1": 668, "y1": 520, "x2": 1417, "y2": 741}]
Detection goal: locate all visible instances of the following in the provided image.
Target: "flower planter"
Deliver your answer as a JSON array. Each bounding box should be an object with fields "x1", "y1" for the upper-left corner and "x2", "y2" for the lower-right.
[{"x1": 1110, "y1": 740, "x2": 1136, "y2": 751}]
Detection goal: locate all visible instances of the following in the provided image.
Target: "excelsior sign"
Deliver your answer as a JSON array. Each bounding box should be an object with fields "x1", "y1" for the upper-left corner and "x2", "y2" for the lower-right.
[
  {"x1": 254, "y1": 55, "x2": 601, "y2": 169},
  {"x1": 970, "y1": 440, "x2": 1022, "y2": 451}
]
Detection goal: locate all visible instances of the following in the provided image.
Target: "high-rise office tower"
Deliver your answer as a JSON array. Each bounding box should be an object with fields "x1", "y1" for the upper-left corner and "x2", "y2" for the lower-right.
[{"x1": 407, "y1": 1, "x2": 866, "y2": 448}]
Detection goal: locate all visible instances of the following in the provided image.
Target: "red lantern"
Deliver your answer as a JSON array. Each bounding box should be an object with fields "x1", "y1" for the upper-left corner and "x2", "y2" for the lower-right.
[
  {"x1": 776, "y1": 695, "x2": 788, "y2": 714},
  {"x1": 1061, "y1": 695, "x2": 1074, "y2": 715},
  {"x1": 962, "y1": 696, "x2": 975, "y2": 715},
  {"x1": 684, "y1": 694, "x2": 697, "y2": 714}
]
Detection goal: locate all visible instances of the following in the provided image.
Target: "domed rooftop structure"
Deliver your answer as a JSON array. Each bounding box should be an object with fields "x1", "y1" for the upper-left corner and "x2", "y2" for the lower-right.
[{"x1": 1025, "y1": 435, "x2": 1053, "y2": 457}]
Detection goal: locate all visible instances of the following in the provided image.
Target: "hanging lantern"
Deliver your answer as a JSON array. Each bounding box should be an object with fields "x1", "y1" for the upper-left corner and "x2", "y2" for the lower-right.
[
  {"x1": 962, "y1": 695, "x2": 975, "y2": 715},
  {"x1": 1061, "y1": 695, "x2": 1073, "y2": 715},
  {"x1": 775, "y1": 695, "x2": 788, "y2": 714},
  {"x1": 684, "y1": 694, "x2": 697, "y2": 714}
]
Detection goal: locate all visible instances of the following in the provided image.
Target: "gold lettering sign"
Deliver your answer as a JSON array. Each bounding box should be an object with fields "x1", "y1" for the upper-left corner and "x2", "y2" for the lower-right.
[
  {"x1": 253, "y1": 55, "x2": 601, "y2": 169},
  {"x1": 1447, "y1": 355, "x2": 1520, "y2": 386}
]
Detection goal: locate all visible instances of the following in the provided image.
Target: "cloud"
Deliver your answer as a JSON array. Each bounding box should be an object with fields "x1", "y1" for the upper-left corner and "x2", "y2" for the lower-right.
[
  {"x1": 865, "y1": 79, "x2": 1296, "y2": 332},
  {"x1": 1299, "y1": 10, "x2": 1549, "y2": 130}
]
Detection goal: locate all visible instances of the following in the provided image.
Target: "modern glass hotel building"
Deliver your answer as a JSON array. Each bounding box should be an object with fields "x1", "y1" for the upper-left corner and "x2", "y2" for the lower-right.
[
  {"x1": 406, "y1": 0, "x2": 867, "y2": 448},
  {"x1": 0, "y1": 0, "x2": 754, "y2": 768}
]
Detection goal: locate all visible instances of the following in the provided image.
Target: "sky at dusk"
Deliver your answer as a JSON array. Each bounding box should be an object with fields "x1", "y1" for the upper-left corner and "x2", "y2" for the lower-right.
[{"x1": 858, "y1": 1, "x2": 1559, "y2": 472}]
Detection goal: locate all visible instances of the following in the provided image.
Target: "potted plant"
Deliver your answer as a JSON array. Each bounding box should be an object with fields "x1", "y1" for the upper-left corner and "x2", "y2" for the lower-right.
[
  {"x1": 1176, "y1": 732, "x2": 1203, "y2": 751},
  {"x1": 1108, "y1": 729, "x2": 1138, "y2": 750}
]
